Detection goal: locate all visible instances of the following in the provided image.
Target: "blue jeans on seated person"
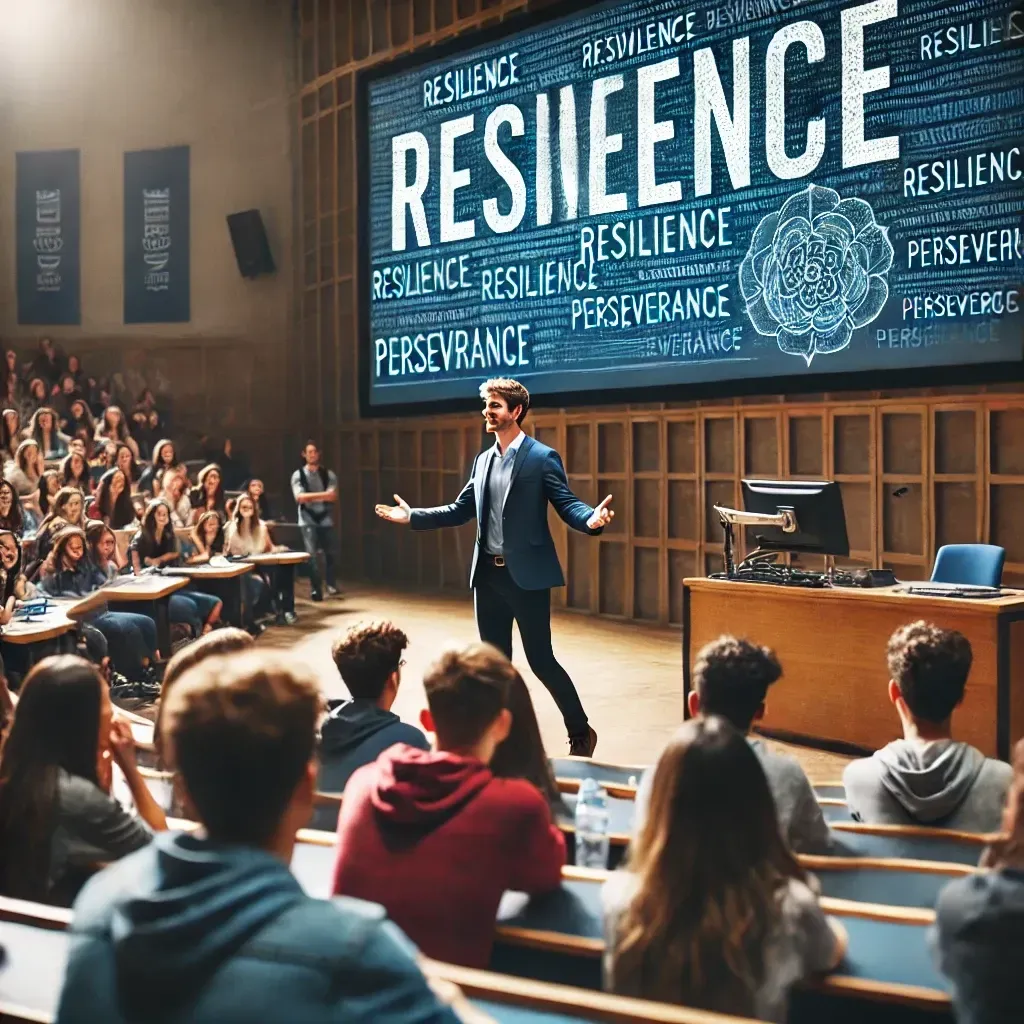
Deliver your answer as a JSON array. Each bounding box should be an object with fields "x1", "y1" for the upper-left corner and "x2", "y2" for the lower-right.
[
  {"x1": 91, "y1": 611, "x2": 157, "y2": 679},
  {"x1": 186, "y1": 589, "x2": 221, "y2": 622}
]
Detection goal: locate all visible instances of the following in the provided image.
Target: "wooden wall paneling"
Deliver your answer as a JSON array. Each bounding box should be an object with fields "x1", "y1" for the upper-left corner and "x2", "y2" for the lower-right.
[
  {"x1": 701, "y1": 412, "x2": 737, "y2": 577},
  {"x1": 930, "y1": 403, "x2": 983, "y2": 559},
  {"x1": 630, "y1": 417, "x2": 661, "y2": 621},
  {"x1": 987, "y1": 400, "x2": 1024, "y2": 582},
  {"x1": 666, "y1": 412, "x2": 699, "y2": 624},
  {"x1": 739, "y1": 412, "x2": 782, "y2": 560},
  {"x1": 596, "y1": 417, "x2": 628, "y2": 618},
  {"x1": 879, "y1": 406, "x2": 929, "y2": 579},
  {"x1": 827, "y1": 407, "x2": 876, "y2": 568}
]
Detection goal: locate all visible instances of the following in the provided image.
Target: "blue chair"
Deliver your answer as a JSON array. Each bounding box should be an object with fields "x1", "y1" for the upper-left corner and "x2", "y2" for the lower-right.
[{"x1": 930, "y1": 544, "x2": 1005, "y2": 588}]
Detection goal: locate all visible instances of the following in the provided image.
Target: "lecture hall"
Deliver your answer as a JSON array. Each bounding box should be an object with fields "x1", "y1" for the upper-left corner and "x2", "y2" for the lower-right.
[{"x1": 0, "y1": 1, "x2": 1022, "y2": 1023}]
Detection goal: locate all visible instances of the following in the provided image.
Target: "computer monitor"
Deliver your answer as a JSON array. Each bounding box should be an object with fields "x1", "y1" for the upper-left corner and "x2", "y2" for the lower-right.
[{"x1": 741, "y1": 479, "x2": 850, "y2": 557}]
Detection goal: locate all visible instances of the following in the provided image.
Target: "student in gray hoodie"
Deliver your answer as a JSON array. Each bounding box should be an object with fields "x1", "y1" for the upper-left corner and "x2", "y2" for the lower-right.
[
  {"x1": 56, "y1": 651, "x2": 470, "y2": 1024},
  {"x1": 316, "y1": 622, "x2": 429, "y2": 820},
  {"x1": 635, "y1": 635, "x2": 832, "y2": 855},
  {"x1": 843, "y1": 621, "x2": 1012, "y2": 832}
]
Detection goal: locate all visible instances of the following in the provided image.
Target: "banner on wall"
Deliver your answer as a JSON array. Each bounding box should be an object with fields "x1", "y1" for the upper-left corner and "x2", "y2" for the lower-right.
[
  {"x1": 124, "y1": 145, "x2": 190, "y2": 323},
  {"x1": 16, "y1": 149, "x2": 81, "y2": 325}
]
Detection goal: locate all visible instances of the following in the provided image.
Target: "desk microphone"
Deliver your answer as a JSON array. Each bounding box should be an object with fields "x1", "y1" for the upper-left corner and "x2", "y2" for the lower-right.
[{"x1": 891, "y1": 486, "x2": 909, "y2": 498}]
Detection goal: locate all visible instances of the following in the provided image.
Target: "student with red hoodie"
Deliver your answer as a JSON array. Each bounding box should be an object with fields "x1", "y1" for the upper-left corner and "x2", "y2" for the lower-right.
[{"x1": 332, "y1": 642, "x2": 566, "y2": 968}]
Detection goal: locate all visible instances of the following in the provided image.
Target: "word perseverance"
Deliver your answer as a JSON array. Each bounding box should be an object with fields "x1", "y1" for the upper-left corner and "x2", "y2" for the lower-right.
[
  {"x1": 901, "y1": 290, "x2": 1020, "y2": 319},
  {"x1": 906, "y1": 228, "x2": 1024, "y2": 268},
  {"x1": 375, "y1": 324, "x2": 531, "y2": 377},
  {"x1": 571, "y1": 286, "x2": 731, "y2": 330}
]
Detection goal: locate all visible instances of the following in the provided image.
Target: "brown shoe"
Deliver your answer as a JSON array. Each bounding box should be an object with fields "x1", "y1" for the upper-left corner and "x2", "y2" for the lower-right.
[{"x1": 568, "y1": 726, "x2": 597, "y2": 758}]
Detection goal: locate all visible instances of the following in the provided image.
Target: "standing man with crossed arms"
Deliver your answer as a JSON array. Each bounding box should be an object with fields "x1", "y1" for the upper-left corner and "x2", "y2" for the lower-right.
[{"x1": 375, "y1": 378, "x2": 613, "y2": 756}]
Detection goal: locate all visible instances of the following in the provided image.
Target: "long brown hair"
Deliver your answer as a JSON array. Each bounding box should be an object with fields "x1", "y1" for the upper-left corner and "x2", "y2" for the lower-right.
[
  {"x1": 983, "y1": 738, "x2": 1024, "y2": 870},
  {"x1": 490, "y1": 670, "x2": 565, "y2": 814},
  {"x1": 609, "y1": 717, "x2": 806, "y2": 1015},
  {"x1": 0, "y1": 656, "x2": 105, "y2": 900}
]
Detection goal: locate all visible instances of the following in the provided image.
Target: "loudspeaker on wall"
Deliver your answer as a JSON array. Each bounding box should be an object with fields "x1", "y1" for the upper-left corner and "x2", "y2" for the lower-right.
[{"x1": 226, "y1": 209, "x2": 275, "y2": 278}]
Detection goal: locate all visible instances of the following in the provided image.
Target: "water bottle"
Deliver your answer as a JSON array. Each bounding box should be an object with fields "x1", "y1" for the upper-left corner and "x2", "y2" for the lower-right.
[{"x1": 575, "y1": 778, "x2": 610, "y2": 869}]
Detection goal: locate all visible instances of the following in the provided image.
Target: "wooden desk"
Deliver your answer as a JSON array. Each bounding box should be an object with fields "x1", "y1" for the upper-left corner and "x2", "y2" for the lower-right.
[
  {"x1": 1, "y1": 600, "x2": 80, "y2": 648},
  {"x1": 96, "y1": 574, "x2": 190, "y2": 656},
  {"x1": 242, "y1": 551, "x2": 310, "y2": 566},
  {"x1": 165, "y1": 562, "x2": 253, "y2": 627},
  {"x1": 683, "y1": 577, "x2": 1024, "y2": 759}
]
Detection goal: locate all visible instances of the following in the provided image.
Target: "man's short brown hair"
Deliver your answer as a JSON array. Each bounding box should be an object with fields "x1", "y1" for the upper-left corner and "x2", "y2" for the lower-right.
[
  {"x1": 887, "y1": 621, "x2": 973, "y2": 723},
  {"x1": 480, "y1": 378, "x2": 530, "y2": 424},
  {"x1": 693, "y1": 635, "x2": 783, "y2": 732},
  {"x1": 331, "y1": 621, "x2": 409, "y2": 700},
  {"x1": 160, "y1": 651, "x2": 320, "y2": 845},
  {"x1": 423, "y1": 643, "x2": 514, "y2": 749}
]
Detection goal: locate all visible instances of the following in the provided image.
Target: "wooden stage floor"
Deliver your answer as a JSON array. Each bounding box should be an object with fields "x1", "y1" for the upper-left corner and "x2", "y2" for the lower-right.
[{"x1": 256, "y1": 582, "x2": 850, "y2": 783}]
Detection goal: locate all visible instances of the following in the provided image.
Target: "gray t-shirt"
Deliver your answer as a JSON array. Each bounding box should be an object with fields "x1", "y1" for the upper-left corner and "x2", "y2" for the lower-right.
[
  {"x1": 634, "y1": 736, "x2": 832, "y2": 855},
  {"x1": 602, "y1": 871, "x2": 838, "y2": 1021},
  {"x1": 291, "y1": 466, "x2": 338, "y2": 527},
  {"x1": 51, "y1": 770, "x2": 152, "y2": 893}
]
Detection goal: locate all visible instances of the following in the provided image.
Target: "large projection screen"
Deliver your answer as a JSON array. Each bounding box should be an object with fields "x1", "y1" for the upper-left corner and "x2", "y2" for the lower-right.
[{"x1": 359, "y1": 0, "x2": 1024, "y2": 411}]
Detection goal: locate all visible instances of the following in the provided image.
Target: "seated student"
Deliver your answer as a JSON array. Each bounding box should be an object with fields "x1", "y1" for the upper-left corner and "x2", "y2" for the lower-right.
[
  {"x1": 2, "y1": 408, "x2": 22, "y2": 460},
  {"x1": 223, "y1": 494, "x2": 287, "y2": 621},
  {"x1": 0, "y1": 528, "x2": 37, "y2": 686},
  {"x1": 490, "y1": 668, "x2": 567, "y2": 817},
  {"x1": 933, "y1": 737, "x2": 1024, "y2": 1024},
  {"x1": 56, "y1": 651, "x2": 469, "y2": 1024},
  {"x1": 0, "y1": 656, "x2": 166, "y2": 905},
  {"x1": 245, "y1": 477, "x2": 274, "y2": 522},
  {"x1": 332, "y1": 642, "x2": 566, "y2": 968},
  {"x1": 115, "y1": 442, "x2": 139, "y2": 491},
  {"x1": 39, "y1": 527, "x2": 160, "y2": 681},
  {"x1": 843, "y1": 621, "x2": 1012, "y2": 832},
  {"x1": 89, "y1": 438, "x2": 117, "y2": 488},
  {"x1": 21, "y1": 375, "x2": 48, "y2": 420},
  {"x1": 86, "y1": 521, "x2": 126, "y2": 581},
  {"x1": 25, "y1": 406, "x2": 71, "y2": 460},
  {"x1": 161, "y1": 468, "x2": 192, "y2": 528},
  {"x1": 62, "y1": 397, "x2": 95, "y2": 442},
  {"x1": 318, "y1": 622, "x2": 429, "y2": 798},
  {"x1": 189, "y1": 463, "x2": 226, "y2": 524},
  {"x1": 187, "y1": 510, "x2": 225, "y2": 563},
  {"x1": 131, "y1": 499, "x2": 222, "y2": 637},
  {"x1": 94, "y1": 405, "x2": 140, "y2": 460},
  {"x1": 28, "y1": 486, "x2": 86, "y2": 577},
  {"x1": 0, "y1": 479, "x2": 25, "y2": 535},
  {"x1": 7, "y1": 437, "x2": 43, "y2": 501},
  {"x1": 603, "y1": 717, "x2": 846, "y2": 1021},
  {"x1": 90, "y1": 468, "x2": 138, "y2": 529},
  {"x1": 61, "y1": 450, "x2": 92, "y2": 493},
  {"x1": 635, "y1": 636, "x2": 831, "y2": 855},
  {"x1": 139, "y1": 438, "x2": 183, "y2": 496}
]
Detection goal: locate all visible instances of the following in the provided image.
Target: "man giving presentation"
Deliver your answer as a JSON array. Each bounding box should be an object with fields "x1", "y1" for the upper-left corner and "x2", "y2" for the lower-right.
[{"x1": 375, "y1": 377, "x2": 613, "y2": 756}]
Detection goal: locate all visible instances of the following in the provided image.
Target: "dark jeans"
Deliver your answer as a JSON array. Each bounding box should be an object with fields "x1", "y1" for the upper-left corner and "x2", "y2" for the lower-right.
[
  {"x1": 301, "y1": 524, "x2": 336, "y2": 596},
  {"x1": 473, "y1": 560, "x2": 588, "y2": 736},
  {"x1": 90, "y1": 611, "x2": 157, "y2": 679}
]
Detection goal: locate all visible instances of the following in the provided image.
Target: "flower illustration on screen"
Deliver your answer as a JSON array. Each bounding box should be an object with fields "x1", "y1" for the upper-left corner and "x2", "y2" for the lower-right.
[{"x1": 738, "y1": 184, "x2": 894, "y2": 366}]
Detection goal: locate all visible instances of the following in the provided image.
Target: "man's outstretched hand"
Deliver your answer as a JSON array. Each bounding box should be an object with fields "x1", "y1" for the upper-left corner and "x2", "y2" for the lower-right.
[
  {"x1": 587, "y1": 494, "x2": 615, "y2": 530},
  {"x1": 375, "y1": 494, "x2": 412, "y2": 525}
]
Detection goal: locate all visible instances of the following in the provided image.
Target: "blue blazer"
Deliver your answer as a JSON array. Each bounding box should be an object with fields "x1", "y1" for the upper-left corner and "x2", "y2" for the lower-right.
[{"x1": 409, "y1": 434, "x2": 601, "y2": 590}]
